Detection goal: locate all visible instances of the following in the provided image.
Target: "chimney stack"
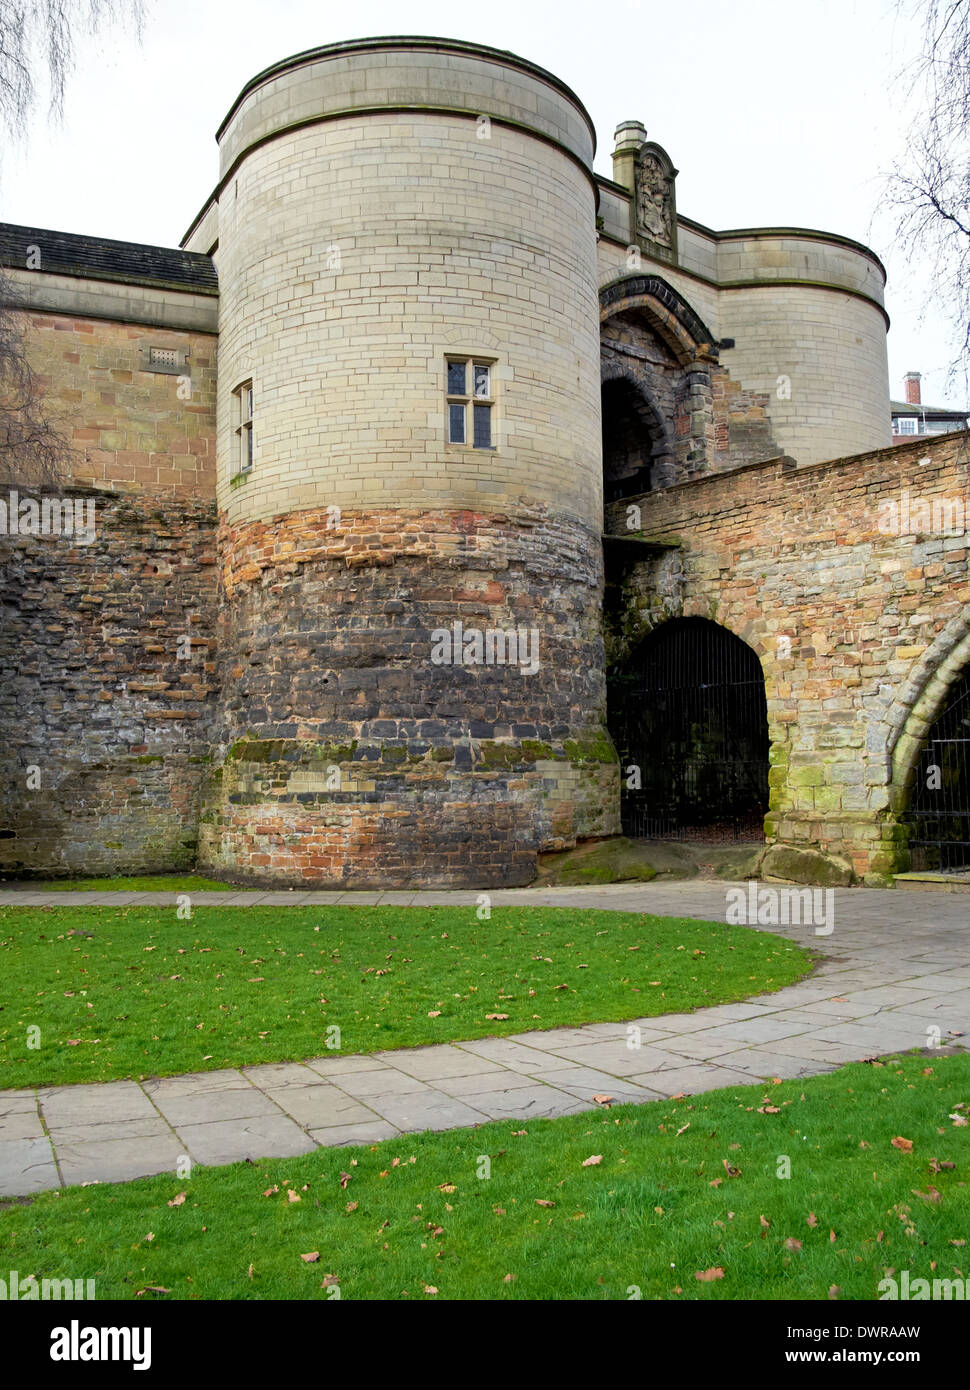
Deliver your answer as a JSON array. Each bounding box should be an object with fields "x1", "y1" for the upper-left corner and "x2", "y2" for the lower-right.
[
  {"x1": 904, "y1": 371, "x2": 922, "y2": 405},
  {"x1": 612, "y1": 120, "x2": 647, "y2": 193}
]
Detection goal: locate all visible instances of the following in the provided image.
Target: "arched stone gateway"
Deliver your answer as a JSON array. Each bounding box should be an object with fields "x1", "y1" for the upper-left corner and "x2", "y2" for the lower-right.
[
  {"x1": 599, "y1": 274, "x2": 783, "y2": 486},
  {"x1": 605, "y1": 431, "x2": 970, "y2": 885},
  {"x1": 600, "y1": 275, "x2": 718, "y2": 487},
  {"x1": 608, "y1": 617, "x2": 770, "y2": 841},
  {"x1": 900, "y1": 665, "x2": 970, "y2": 871},
  {"x1": 600, "y1": 369, "x2": 671, "y2": 500},
  {"x1": 883, "y1": 609, "x2": 970, "y2": 872}
]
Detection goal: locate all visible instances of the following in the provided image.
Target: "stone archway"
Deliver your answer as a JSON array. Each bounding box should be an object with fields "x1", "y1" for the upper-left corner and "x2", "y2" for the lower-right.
[
  {"x1": 600, "y1": 274, "x2": 719, "y2": 487},
  {"x1": 882, "y1": 609, "x2": 970, "y2": 872},
  {"x1": 607, "y1": 616, "x2": 770, "y2": 840},
  {"x1": 885, "y1": 608, "x2": 970, "y2": 810},
  {"x1": 600, "y1": 365, "x2": 672, "y2": 499}
]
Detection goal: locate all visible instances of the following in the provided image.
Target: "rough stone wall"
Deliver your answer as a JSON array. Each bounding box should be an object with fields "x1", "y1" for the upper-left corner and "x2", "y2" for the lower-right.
[
  {"x1": 601, "y1": 309, "x2": 782, "y2": 487},
  {"x1": 605, "y1": 431, "x2": 970, "y2": 883},
  {"x1": 199, "y1": 507, "x2": 618, "y2": 888},
  {"x1": 0, "y1": 490, "x2": 218, "y2": 876},
  {"x1": 0, "y1": 308, "x2": 219, "y2": 875},
  {"x1": 712, "y1": 368, "x2": 779, "y2": 472}
]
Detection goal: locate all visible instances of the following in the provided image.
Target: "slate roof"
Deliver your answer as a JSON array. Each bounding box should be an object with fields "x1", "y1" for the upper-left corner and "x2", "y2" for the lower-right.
[{"x1": 0, "y1": 222, "x2": 218, "y2": 295}]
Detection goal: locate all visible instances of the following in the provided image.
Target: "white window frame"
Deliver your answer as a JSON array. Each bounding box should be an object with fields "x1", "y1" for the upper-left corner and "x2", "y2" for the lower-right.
[
  {"x1": 233, "y1": 380, "x2": 254, "y2": 475},
  {"x1": 446, "y1": 357, "x2": 496, "y2": 450}
]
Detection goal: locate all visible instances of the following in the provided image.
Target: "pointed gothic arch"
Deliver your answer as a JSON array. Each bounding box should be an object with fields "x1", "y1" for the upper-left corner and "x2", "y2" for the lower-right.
[{"x1": 599, "y1": 273, "x2": 719, "y2": 364}]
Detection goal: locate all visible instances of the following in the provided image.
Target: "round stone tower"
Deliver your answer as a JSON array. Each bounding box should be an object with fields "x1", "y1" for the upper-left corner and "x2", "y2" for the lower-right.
[{"x1": 197, "y1": 37, "x2": 618, "y2": 886}]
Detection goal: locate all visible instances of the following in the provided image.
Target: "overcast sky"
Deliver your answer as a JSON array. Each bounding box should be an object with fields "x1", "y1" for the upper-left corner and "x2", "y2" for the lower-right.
[{"x1": 1, "y1": 0, "x2": 963, "y2": 408}]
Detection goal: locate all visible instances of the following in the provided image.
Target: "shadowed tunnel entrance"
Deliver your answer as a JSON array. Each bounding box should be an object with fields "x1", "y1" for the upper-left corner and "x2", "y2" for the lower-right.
[
  {"x1": 903, "y1": 664, "x2": 970, "y2": 871},
  {"x1": 608, "y1": 618, "x2": 770, "y2": 840},
  {"x1": 601, "y1": 375, "x2": 666, "y2": 501}
]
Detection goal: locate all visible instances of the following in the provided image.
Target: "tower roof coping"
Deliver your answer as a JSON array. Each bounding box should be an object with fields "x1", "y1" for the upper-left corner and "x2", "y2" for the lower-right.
[{"x1": 214, "y1": 34, "x2": 597, "y2": 155}]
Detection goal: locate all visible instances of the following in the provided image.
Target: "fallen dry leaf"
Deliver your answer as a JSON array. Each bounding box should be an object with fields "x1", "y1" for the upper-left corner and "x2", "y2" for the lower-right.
[
  {"x1": 300, "y1": 1252, "x2": 320, "y2": 1263},
  {"x1": 485, "y1": 1013, "x2": 509, "y2": 1021},
  {"x1": 695, "y1": 1267, "x2": 725, "y2": 1282},
  {"x1": 592, "y1": 1095, "x2": 614, "y2": 1106},
  {"x1": 287, "y1": 1189, "x2": 301, "y2": 1204},
  {"x1": 891, "y1": 1136, "x2": 914, "y2": 1152},
  {"x1": 321, "y1": 1274, "x2": 339, "y2": 1287},
  {"x1": 784, "y1": 1238, "x2": 803, "y2": 1251},
  {"x1": 535, "y1": 1199, "x2": 555, "y2": 1208},
  {"x1": 807, "y1": 1212, "x2": 819, "y2": 1228},
  {"x1": 582, "y1": 1155, "x2": 603, "y2": 1167},
  {"x1": 167, "y1": 1193, "x2": 187, "y2": 1208}
]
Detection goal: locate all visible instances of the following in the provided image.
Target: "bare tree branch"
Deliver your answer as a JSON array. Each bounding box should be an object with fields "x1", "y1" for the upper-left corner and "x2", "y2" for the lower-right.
[
  {"x1": 0, "y1": 266, "x2": 75, "y2": 487},
  {"x1": 0, "y1": 0, "x2": 144, "y2": 138},
  {"x1": 0, "y1": 1, "x2": 144, "y2": 488},
  {"x1": 887, "y1": 0, "x2": 970, "y2": 389}
]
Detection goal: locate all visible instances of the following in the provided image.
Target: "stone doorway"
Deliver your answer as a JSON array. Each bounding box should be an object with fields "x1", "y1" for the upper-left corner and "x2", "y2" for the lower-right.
[{"x1": 608, "y1": 617, "x2": 770, "y2": 841}]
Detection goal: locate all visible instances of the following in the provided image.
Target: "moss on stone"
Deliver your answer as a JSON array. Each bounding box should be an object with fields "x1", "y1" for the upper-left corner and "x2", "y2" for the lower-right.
[
  {"x1": 563, "y1": 732, "x2": 618, "y2": 766},
  {"x1": 477, "y1": 741, "x2": 518, "y2": 769},
  {"x1": 227, "y1": 737, "x2": 357, "y2": 764},
  {"x1": 761, "y1": 844, "x2": 855, "y2": 887},
  {"x1": 537, "y1": 836, "x2": 660, "y2": 886}
]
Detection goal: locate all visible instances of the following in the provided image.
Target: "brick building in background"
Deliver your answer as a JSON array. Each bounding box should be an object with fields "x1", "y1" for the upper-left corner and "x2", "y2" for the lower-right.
[
  {"x1": 891, "y1": 370, "x2": 969, "y2": 442},
  {"x1": 0, "y1": 36, "x2": 968, "y2": 888}
]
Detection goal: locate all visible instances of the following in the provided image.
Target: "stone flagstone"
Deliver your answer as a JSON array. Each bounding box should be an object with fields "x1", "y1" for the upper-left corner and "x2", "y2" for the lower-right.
[{"x1": 0, "y1": 880, "x2": 967, "y2": 1196}]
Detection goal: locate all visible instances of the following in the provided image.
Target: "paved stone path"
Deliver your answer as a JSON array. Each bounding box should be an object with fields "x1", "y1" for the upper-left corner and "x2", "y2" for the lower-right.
[{"x1": 1, "y1": 881, "x2": 967, "y2": 1196}]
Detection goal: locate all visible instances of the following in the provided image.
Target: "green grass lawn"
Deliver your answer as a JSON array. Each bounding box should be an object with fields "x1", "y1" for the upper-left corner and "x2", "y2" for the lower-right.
[
  {"x1": 0, "y1": 905, "x2": 812, "y2": 1088},
  {"x1": 3, "y1": 1050, "x2": 967, "y2": 1300},
  {"x1": 22, "y1": 876, "x2": 232, "y2": 892}
]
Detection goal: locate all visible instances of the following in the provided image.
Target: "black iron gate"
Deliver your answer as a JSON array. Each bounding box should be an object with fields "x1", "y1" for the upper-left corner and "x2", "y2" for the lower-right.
[
  {"x1": 609, "y1": 617, "x2": 770, "y2": 840},
  {"x1": 903, "y1": 668, "x2": 970, "y2": 872}
]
